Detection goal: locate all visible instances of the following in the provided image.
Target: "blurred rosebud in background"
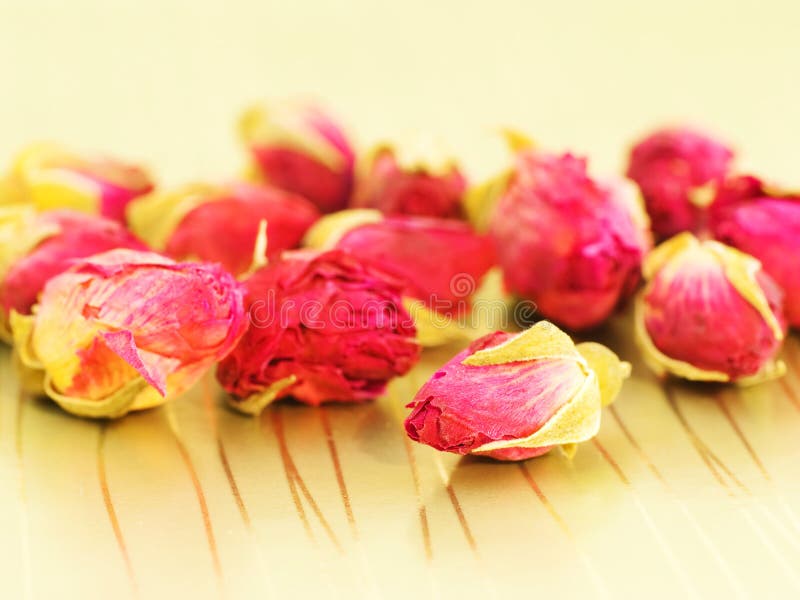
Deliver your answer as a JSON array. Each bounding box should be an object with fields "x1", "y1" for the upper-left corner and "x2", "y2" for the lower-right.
[
  {"x1": 11, "y1": 249, "x2": 246, "y2": 418},
  {"x1": 0, "y1": 207, "x2": 146, "y2": 339},
  {"x1": 352, "y1": 140, "x2": 466, "y2": 218},
  {"x1": 304, "y1": 209, "x2": 494, "y2": 344},
  {"x1": 486, "y1": 142, "x2": 650, "y2": 330},
  {"x1": 635, "y1": 233, "x2": 786, "y2": 384},
  {"x1": 710, "y1": 175, "x2": 800, "y2": 328},
  {"x1": 217, "y1": 249, "x2": 420, "y2": 412},
  {"x1": 0, "y1": 142, "x2": 154, "y2": 222},
  {"x1": 405, "y1": 321, "x2": 630, "y2": 461},
  {"x1": 239, "y1": 100, "x2": 355, "y2": 213},
  {"x1": 127, "y1": 182, "x2": 320, "y2": 275},
  {"x1": 627, "y1": 127, "x2": 733, "y2": 240}
]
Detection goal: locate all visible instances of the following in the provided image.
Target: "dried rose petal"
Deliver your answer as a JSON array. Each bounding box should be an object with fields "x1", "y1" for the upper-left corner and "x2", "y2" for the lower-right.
[
  {"x1": 127, "y1": 182, "x2": 320, "y2": 275},
  {"x1": 635, "y1": 233, "x2": 786, "y2": 383},
  {"x1": 352, "y1": 143, "x2": 466, "y2": 219},
  {"x1": 239, "y1": 101, "x2": 354, "y2": 213},
  {"x1": 0, "y1": 142, "x2": 154, "y2": 222},
  {"x1": 405, "y1": 321, "x2": 630, "y2": 461},
  {"x1": 627, "y1": 127, "x2": 733, "y2": 240},
  {"x1": 11, "y1": 249, "x2": 246, "y2": 418},
  {"x1": 0, "y1": 208, "x2": 147, "y2": 336},
  {"x1": 305, "y1": 209, "x2": 494, "y2": 322},
  {"x1": 217, "y1": 249, "x2": 420, "y2": 412},
  {"x1": 710, "y1": 175, "x2": 800, "y2": 328},
  {"x1": 488, "y1": 148, "x2": 650, "y2": 330}
]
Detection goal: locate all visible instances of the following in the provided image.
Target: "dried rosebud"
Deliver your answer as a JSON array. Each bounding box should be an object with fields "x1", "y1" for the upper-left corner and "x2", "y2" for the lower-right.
[
  {"x1": 627, "y1": 127, "x2": 734, "y2": 240},
  {"x1": 405, "y1": 321, "x2": 630, "y2": 461},
  {"x1": 11, "y1": 249, "x2": 246, "y2": 418},
  {"x1": 352, "y1": 142, "x2": 466, "y2": 218},
  {"x1": 239, "y1": 101, "x2": 354, "y2": 213},
  {"x1": 709, "y1": 175, "x2": 800, "y2": 328},
  {"x1": 0, "y1": 142, "x2": 154, "y2": 222},
  {"x1": 0, "y1": 207, "x2": 147, "y2": 338},
  {"x1": 304, "y1": 209, "x2": 495, "y2": 343},
  {"x1": 127, "y1": 182, "x2": 320, "y2": 275},
  {"x1": 635, "y1": 233, "x2": 786, "y2": 384},
  {"x1": 488, "y1": 148, "x2": 651, "y2": 330},
  {"x1": 217, "y1": 249, "x2": 420, "y2": 412}
]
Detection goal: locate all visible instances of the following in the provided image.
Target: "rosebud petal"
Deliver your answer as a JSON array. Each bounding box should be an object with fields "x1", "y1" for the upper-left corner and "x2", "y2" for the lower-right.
[
  {"x1": 627, "y1": 127, "x2": 734, "y2": 240},
  {"x1": 239, "y1": 101, "x2": 354, "y2": 213},
  {"x1": 352, "y1": 142, "x2": 467, "y2": 218},
  {"x1": 127, "y1": 182, "x2": 320, "y2": 275},
  {"x1": 635, "y1": 233, "x2": 786, "y2": 384},
  {"x1": 11, "y1": 249, "x2": 246, "y2": 418},
  {"x1": 710, "y1": 175, "x2": 800, "y2": 328},
  {"x1": 218, "y1": 249, "x2": 420, "y2": 411},
  {"x1": 0, "y1": 208, "x2": 147, "y2": 339},
  {"x1": 488, "y1": 149, "x2": 651, "y2": 330},
  {"x1": 404, "y1": 321, "x2": 629, "y2": 461},
  {"x1": 1, "y1": 142, "x2": 154, "y2": 222}
]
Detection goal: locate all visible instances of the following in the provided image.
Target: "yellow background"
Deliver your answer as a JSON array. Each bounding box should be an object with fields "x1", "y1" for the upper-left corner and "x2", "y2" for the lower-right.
[{"x1": 1, "y1": 2, "x2": 800, "y2": 599}]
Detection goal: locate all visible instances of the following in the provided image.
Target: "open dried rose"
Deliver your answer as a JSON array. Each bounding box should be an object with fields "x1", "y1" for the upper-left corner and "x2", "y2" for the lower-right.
[
  {"x1": 710, "y1": 175, "x2": 800, "y2": 328},
  {"x1": 352, "y1": 142, "x2": 466, "y2": 218},
  {"x1": 239, "y1": 100, "x2": 354, "y2": 213},
  {"x1": 405, "y1": 321, "x2": 630, "y2": 461},
  {"x1": 11, "y1": 249, "x2": 246, "y2": 418},
  {"x1": 487, "y1": 146, "x2": 650, "y2": 330},
  {"x1": 635, "y1": 233, "x2": 786, "y2": 384},
  {"x1": 626, "y1": 127, "x2": 733, "y2": 240},
  {"x1": 127, "y1": 182, "x2": 320, "y2": 275},
  {"x1": 217, "y1": 249, "x2": 420, "y2": 412},
  {"x1": 0, "y1": 142, "x2": 154, "y2": 222},
  {"x1": 304, "y1": 209, "x2": 495, "y2": 344},
  {"x1": 0, "y1": 207, "x2": 147, "y2": 339}
]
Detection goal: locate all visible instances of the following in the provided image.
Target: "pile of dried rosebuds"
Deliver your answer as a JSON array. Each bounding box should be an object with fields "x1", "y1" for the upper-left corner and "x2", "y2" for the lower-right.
[{"x1": 0, "y1": 101, "x2": 796, "y2": 462}]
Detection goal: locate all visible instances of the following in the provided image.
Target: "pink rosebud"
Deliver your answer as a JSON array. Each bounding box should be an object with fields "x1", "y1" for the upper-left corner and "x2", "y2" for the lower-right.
[
  {"x1": 239, "y1": 101, "x2": 354, "y2": 213},
  {"x1": 709, "y1": 175, "x2": 800, "y2": 328},
  {"x1": 405, "y1": 321, "x2": 630, "y2": 461},
  {"x1": 488, "y1": 149, "x2": 651, "y2": 330},
  {"x1": 11, "y1": 249, "x2": 246, "y2": 418},
  {"x1": 127, "y1": 182, "x2": 320, "y2": 276},
  {"x1": 1, "y1": 142, "x2": 154, "y2": 222},
  {"x1": 635, "y1": 233, "x2": 786, "y2": 384},
  {"x1": 217, "y1": 249, "x2": 420, "y2": 412},
  {"x1": 627, "y1": 127, "x2": 734, "y2": 240},
  {"x1": 352, "y1": 143, "x2": 466, "y2": 218},
  {"x1": 0, "y1": 208, "x2": 147, "y2": 335},
  {"x1": 304, "y1": 209, "x2": 494, "y2": 317}
]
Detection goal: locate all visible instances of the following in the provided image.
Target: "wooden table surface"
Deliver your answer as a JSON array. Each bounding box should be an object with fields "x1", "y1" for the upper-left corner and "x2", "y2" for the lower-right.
[{"x1": 1, "y1": 310, "x2": 799, "y2": 599}]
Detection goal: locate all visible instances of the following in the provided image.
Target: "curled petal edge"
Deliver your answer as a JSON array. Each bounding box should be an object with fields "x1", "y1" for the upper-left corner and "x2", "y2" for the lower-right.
[
  {"x1": 226, "y1": 375, "x2": 298, "y2": 416},
  {"x1": 302, "y1": 208, "x2": 383, "y2": 250}
]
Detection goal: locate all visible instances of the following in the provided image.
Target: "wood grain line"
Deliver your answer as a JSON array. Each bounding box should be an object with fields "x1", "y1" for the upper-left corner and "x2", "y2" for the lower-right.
[
  {"x1": 401, "y1": 432, "x2": 433, "y2": 561},
  {"x1": 166, "y1": 408, "x2": 223, "y2": 583},
  {"x1": 96, "y1": 424, "x2": 138, "y2": 597},
  {"x1": 778, "y1": 379, "x2": 800, "y2": 413},
  {"x1": 591, "y1": 439, "x2": 630, "y2": 485},
  {"x1": 269, "y1": 408, "x2": 343, "y2": 553},
  {"x1": 714, "y1": 393, "x2": 770, "y2": 480},
  {"x1": 432, "y1": 453, "x2": 477, "y2": 554},
  {"x1": 608, "y1": 406, "x2": 667, "y2": 485},
  {"x1": 318, "y1": 409, "x2": 358, "y2": 538}
]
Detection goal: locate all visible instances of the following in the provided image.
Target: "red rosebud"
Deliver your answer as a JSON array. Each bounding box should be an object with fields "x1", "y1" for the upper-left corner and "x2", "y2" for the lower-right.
[
  {"x1": 488, "y1": 149, "x2": 651, "y2": 330},
  {"x1": 127, "y1": 182, "x2": 320, "y2": 275},
  {"x1": 0, "y1": 142, "x2": 154, "y2": 222},
  {"x1": 635, "y1": 233, "x2": 786, "y2": 384},
  {"x1": 218, "y1": 249, "x2": 420, "y2": 412},
  {"x1": 709, "y1": 175, "x2": 800, "y2": 328},
  {"x1": 0, "y1": 207, "x2": 146, "y2": 337},
  {"x1": 239, "y1": 101, "x2": 355, "y2": 213},
  {"x1": 352, "y1": 143, "x2": 466, "y2": 218},
  {"x1": 627, "y1": 127, "x2": 733, "y2": 240},
  {"x1": 405, "y1": 322, "x2": 630, "y2": 461}
]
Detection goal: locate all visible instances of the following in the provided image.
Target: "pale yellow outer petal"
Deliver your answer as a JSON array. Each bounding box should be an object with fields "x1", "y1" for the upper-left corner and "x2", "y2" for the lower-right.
[
  {"x1": 239, "y1": 102, "x2": 347, "y2": 172},
  {"x1": 25, "y1": 169, "x2": 100, "y2": 214},
  {"x1": 498, "y1": 128, "x2": 536, "y2": 154},
  {"x1": 462, "y1": 320, "x2": 584, "y2": 367},
  {"x1": 575, "y1": 341, "x2": 631, "y2": 407},
  {"x1": 227, "y1": 375, "x2": 298, "y2": 415},
  {"x1": 0, "y1": 204, "x2": 61, "y2": 278},
  {"x1": 126, "y1": 183, "x2": 222, "y2": 249},
  {"x1": 403, "y1": 298, "x2": 468, "y2": 347},
  {"x1": 463, "y1": 170, "x2": 511, "y2": 233},
  {"x1": 302, "y1": 208, "x2": 383, "y2": 250},
  {"x1": 377, "y1": 136, "x2": 460, "y2": 177}
]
